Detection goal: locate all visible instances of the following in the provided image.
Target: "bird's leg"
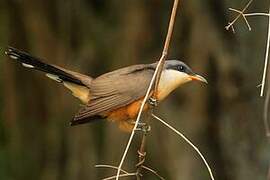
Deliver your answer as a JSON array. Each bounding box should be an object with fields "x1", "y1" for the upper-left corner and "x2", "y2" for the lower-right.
[
  {"x1": 148, "y1": 97, "x2": 158, "y2": 107},
  {"x1": 136, "y1": 124, "x2": 151, "y2": 133},
  {"x1": 131, "y1": 121, "x2": 151, "y2": 133}
]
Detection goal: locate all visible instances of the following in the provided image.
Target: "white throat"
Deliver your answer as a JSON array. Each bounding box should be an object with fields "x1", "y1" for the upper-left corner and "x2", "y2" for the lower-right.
[{"x1": 157, "y1": 69, "x2": 191, "y2": 101}]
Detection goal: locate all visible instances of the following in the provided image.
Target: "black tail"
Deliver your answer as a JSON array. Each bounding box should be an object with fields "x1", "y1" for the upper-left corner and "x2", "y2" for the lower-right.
[
  {"x1": 70, "y1": 115, "x2": 103, "y2": 126},
  {"x1": 5, "y1": 47, "x2": 84, "y2": 86}
]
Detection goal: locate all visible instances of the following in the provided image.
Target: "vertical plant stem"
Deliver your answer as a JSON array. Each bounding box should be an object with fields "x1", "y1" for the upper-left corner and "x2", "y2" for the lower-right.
[
  {"x1": 154, "y1": 0, "x2": 180, "y2": 98},
  {"x1": 260, "y1": 8, "x2": 270, "y2": 96},
  {"x1": 115, "y1": 0, "x2": 180, "y2": 179},
  {"x1": 136, "y1": 132, "x2": 147, "y2": 180},
  {"x1": 115, "y1": 58, "x2": 165, "y2": 180},
  {"x1": 136, "y1": 111, "x2": 152, "y2": 180}
]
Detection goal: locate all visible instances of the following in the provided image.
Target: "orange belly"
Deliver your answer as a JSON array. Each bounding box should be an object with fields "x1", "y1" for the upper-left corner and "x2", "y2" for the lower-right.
[{"x1": 105, "y1": 98, "x2": 149, "y2": 132}]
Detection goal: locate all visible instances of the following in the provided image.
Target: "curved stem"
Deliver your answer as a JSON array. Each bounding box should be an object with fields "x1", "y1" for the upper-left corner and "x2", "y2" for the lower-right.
[{"x1": 152, "y1": 114, "x2": 215, "y2": 180}]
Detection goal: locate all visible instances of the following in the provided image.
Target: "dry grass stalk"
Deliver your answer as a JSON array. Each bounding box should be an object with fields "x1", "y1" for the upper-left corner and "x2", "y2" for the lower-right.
[
  {"x1": 115, "y1": 0, "x2": 180, "y2": 179},
  {"x1": 225, "y1": 0, "x2": 254, "y2": 32},
  {"x1": 95, "y1": 165, "x2": 137, "y2": 180},
  {"x1": 95, "y1": 164, "x2": 165, "y2": 180},
  {"x1": 152, "y1": 114, "x2": 215, "y2": 180},
  {"x1": 225, "y1": 0, "x2": 270, "y2": 96},
  {"x1": 261, "y1": 8, "x2": 270, "y2": 97},
  {"x1": 141, "y1": 165, "x2": 166, "y2": 180},
  {"x1": 103, "y1": 173, "x2": 137, "y2": 180},
  {"x1": 114, "y1": 56, "x2": 165, "y2": 180},
  {"x1": 226, "y1": 2, "x2": 270, "y2": 179}
]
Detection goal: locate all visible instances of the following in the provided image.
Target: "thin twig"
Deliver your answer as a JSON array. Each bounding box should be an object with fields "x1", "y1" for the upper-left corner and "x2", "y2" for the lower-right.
[
  {"x1": 136, "y1": 1, "x2": 180, "y2": 178},
  {"x1": 102, "y1": 173, "x2": 137, "y2": 180},
  {"x1": 226, "y1": 10, "x2": 270, "y2": 30},
  {"x1": 95, "y1": 163, "x2": 165, "y2": 180},
  {"x1": 152, "y1": 114, "x2": 215, "y2": 180},
  {"x1": 95, "y1": 164, "x2": 129, "y2": 174},
  {"x1": 245, "y1": 13, "x2": 270, "y2": 17},
  {"x1": 225, "y1": 0, "x2": 254, "y2": 32},
  {"x1": 141, "y1": 165, "x2": 166, "y2": 180},
  {"x1": 226, "y1": 2, "x2": 270, "y2": 96},
  {"x1": 136, "y1": 115, "x2": 149, "y2": 180},
  {"x1": 154, "y1": 0, "x2": 180, "y2": 96},
  {"x1": 229, "y1": 8, "x2": 252, "y2": 30},
  {"x1": 227, "y1": 2, "x2": 270, "y2": 180},
  {"x1": 115, "y1": 0, "x2": 180, "y2": 179},
  {"x1": 115, "y1": 52, "x2": 170, "y2": 179},
  {"x1": 229, "y1": 8, "x2": 243, "y2": 14},
  {"x1": 260, "y1": 8, "x2": 270, "y2": 96}
]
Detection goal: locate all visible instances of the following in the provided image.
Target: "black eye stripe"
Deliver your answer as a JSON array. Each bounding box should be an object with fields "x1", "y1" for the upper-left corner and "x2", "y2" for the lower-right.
[{"x1": 165, "y1": 60, "x2": 194, "y2": 75}]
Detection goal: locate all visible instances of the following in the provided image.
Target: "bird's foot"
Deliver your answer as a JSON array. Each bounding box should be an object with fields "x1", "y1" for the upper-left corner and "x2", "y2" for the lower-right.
[
  {"x1": 135, "y1": 123, "x2": 151, "y2": 133},
  {"x1": 148, "y1": 97, "x2": 158, "y2": 107}
]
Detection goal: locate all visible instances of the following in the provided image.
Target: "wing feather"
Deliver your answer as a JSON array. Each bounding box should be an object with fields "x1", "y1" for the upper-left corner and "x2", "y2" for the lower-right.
[{"x1": 72, "y1": 65, "x2": 155, "y2": 122}]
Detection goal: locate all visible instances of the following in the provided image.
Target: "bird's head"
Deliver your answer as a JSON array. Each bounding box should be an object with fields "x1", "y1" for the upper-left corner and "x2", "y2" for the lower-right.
[
  {"x1": 164, "y1": 60, "x2": 207, "y2": 85},
  {"x1": 155, "y1": 60, "x2": 207, "y2": 100}
]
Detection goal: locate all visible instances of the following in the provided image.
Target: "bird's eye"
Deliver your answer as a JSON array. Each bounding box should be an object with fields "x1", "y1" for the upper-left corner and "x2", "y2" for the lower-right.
[{"x1": 178, "y1": 65, "x2": 185, "y2": 72}]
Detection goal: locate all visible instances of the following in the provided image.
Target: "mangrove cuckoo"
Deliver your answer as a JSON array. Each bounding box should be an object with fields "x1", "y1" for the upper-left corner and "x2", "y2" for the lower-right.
[{"x1": 5, "y1": 47, "x2": 207, "y2": 132}]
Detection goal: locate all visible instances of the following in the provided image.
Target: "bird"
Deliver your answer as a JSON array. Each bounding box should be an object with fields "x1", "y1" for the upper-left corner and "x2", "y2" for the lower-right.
[{"x1": 5, "y1": 47, "x2": 207, "y2": 132}]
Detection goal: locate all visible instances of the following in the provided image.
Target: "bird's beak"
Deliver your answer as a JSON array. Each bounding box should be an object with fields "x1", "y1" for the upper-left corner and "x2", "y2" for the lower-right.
[{"x1": 189, "y1": 74, "x2": 208, "y2": 84}]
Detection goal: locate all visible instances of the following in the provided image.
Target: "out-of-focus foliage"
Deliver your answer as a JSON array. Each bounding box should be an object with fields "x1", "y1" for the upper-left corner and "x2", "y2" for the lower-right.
[{"x1": 0, "y1": 0, "x2": 269, "y2": 179}]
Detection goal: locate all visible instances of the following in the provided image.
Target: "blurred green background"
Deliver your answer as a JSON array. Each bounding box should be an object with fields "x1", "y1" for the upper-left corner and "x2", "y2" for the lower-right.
[{"x1": 0, "y1": 0, "x2": 270, "y2": 179}]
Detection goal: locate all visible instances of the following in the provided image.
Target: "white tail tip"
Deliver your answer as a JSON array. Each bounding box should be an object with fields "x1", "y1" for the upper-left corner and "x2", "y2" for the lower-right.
[
  {"x1": 46, "y1": 74, "x2": 62, "y2": 83},
  {"x1": 22, "y1": 63, "x2": 34, "y2": 68}
]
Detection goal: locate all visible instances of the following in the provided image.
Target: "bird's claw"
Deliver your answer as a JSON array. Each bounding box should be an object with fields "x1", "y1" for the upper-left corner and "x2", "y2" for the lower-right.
[
  {"x1": 135, "y1": 123, "x2": 151, "y2": 133},
  {"x1": 148, "y1": 97, "x2": 158, "y2": 107}
]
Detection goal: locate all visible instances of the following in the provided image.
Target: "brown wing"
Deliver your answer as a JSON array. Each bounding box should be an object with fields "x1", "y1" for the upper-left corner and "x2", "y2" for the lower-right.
[{"x1": 72, "y1": 64, "x2": 155, "y2": 123}]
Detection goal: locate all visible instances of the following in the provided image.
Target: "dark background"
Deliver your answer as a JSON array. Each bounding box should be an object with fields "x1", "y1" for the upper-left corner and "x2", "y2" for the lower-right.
[{"x1": 0, "y1": 0, "x2": 269, "y2": 179}]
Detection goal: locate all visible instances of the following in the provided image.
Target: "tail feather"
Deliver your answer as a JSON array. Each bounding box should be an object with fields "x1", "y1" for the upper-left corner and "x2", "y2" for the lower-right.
[
  {"x1": 70, "y1": 115, "x2": 103, "y2": 126},
  {"x1": 5, "y1": 47, "x2": 92, "y2": 103},
  {"x1": 5, "y1": 47, "x2": 87, "y2": 86}
]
